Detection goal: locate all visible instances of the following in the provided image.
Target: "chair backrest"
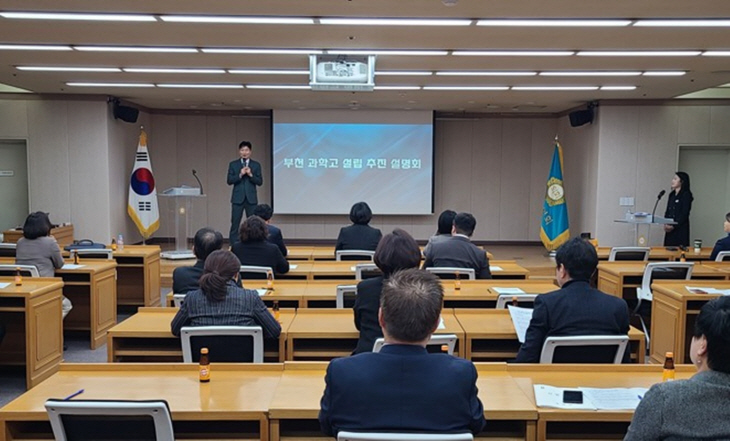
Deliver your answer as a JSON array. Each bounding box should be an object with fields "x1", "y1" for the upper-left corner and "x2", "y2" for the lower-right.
[
  {"x1": 0, "y1": 264, "x2": 40, "y2": 277},
  {"x1": 372, "y1": 334, "x2": 458, "y2": 355},
  {"x1": 180, "y1": 326, "x2": 263, "y2": 363},
  {"x1": 336, "y1": 249, "x2": 375, "y2": 261},
  {"x1": 638, "y1": 262, "x2": 694, "y2": 301},
  {"x1": 0, "y1": 243, "x2": 17, "y2": 257},
  {"x1": 608, "y1": 246, "x2": 650, "y2": 262},
  {"x1": 495, "y1": 294, "x2": 539, "y2": 309},
  {"x1": 172, "y1": 294, "x2": 187, "y2": 308},
  {"x1": 70, "y1": 248, "x2": 113, "y2": 260},
  {"x1": 336, "y1": 284, "x2": 357, "y2": 309},
  {"x1": 338, "y1": 432, "x2": 473, "y2": 441},
  {"x1": 239, "y1": 265, "x2": 273, "y2": 281},
  {"x1": 716, "y1": 251, "x2": 730, "y2": 262},
  {"x1": 355, "y1": 263, "x2": 382, "y2": 281},
  {"x1": 425, "y1": 267, "x2": 476, "y2": 280},
  {"x1": 45, "y1": 399, "x2": 174, "y2": 441},
  {"x1": 539, "y1": 335, "x2": 630, "y2": 364}
]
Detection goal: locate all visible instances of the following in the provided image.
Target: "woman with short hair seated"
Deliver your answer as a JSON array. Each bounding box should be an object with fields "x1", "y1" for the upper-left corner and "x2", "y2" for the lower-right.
[
  {"x1": 423, "y1": 209, "x2": 456, "y2": 258},
  {"x1": 231, "y1": 215, "x2": 289, "y2": 276},
  {"x1": 352, "y1": 228, "x2": 423, "y2": 354},
  {"x1": 624, "y1": 296, "x2": 730, "y2": 440},
  {"x1": 15, "y1": 212, "x2": 72, "y2": 318},
  {"x1": 171, "y1": 250, "x2": 281, "y2": 338},
  {"x1": 335, "y1": 201, "x2": 383, "y2": 252}
]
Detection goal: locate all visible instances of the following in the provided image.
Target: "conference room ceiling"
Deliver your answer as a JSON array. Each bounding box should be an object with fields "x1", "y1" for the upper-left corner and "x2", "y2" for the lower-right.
[{"x1": 1, "y1": 0, "x2": 730, "y2": 114}]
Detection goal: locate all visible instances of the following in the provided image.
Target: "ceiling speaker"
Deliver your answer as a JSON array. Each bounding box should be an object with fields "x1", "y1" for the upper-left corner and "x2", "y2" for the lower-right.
[
  {"x1": 569, "y1": 108, "x2": 594, "y2": 127},
  {"x1": 113, "y1": 102, "x2": 139, "y2": 123}
]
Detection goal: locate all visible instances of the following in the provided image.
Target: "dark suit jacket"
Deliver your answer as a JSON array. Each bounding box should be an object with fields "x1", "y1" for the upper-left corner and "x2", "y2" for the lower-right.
[
  {"x1": 172, "y1": 260, "x2": 205, "y2": 294},
  {"x1": 267, "y1": 223, "x2": 288, "y2": 257},
  {"x1": 231, "y1": 240, "x2": 289, "y2": 275},
  {"x1": 422, "y1": 235, "x2": 491, "y2": 279},
  {"x1": 710, "y1": 233, "x2": 730, "y2": 261},
  {"x1": 664, "y1": 189, "x2": 693, "y2": 247},
  {"x1": 227, "y1": 158, "x2": 263, "y2": 204},
  {"x1": 515, "y1": 280, "x2": 630, "y2": 363},
  {"x1": 319, "y1": 344, "x2": 486, "y2": 436},
  {"x1": 353, "y1": 276, "x2": 384, "y2": 354},
  {"x1": 335, "y1": 224, "x2": 382, "y2": 252}
]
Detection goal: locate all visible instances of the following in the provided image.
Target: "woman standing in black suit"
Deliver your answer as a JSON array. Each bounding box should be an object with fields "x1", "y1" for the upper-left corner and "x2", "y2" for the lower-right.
[{"x1": 664, "y1": 171, "x2": 694, "y2": 247}]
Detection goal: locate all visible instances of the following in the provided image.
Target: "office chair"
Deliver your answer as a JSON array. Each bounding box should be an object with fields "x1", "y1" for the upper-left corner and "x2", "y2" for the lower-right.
[
  {"x1": 0, "y1": 264, "x2": 40, "y2": 277},
  {"x1": 355, "y1": 263, "x2": 381, "y2": 281},
  {"x1": 338, "y1": 432, "x2": 473, "y2": 441},
  {"x1": 372, "y1": 334, "x2": 458, "y2": 355},
  {"x1": 716, "y1": 251, "x2": 730, "y2": 262},
  {"x1": 336, "y1": 285, "x2": 357, "y2": 309},
  {"x1": 539, "y1": 335, "x2": 630, "y2": 364},
  {"x1": 180, "y1": 326, "x2": 263, "y2": 363},
  {"x1": 495, "y1": 294, "x2": 539, "y2": 309},
  {"x1": 608, "y1": 247, "x2": 650, "y2": 262},
  {"x1": 70, "y1": 248, "x2": 113, "y2": 260},
  {"x1": 239, "y1": 265, "x2": 274, "y2": 281},
  {"x1": 0, "y1": 243, "x2": 16, "y2": 258},
  {"x1": 425, "y1": 267, "x2": 476, "y2": 280},
  {"x1": 172, "y1": 294, "x2": 186, "y2": 308}
]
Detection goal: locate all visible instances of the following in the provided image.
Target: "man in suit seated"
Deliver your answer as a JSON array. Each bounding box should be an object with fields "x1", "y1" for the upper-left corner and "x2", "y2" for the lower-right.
[
  {"x1": 423, "y1": 212, "x2": 491, "y2": 279},
  {"x1": 515, "y1": 237, "x2": 630, "y2": 363},
  {"x1": 172, "y1": 227, "x2": 223, "y2": 294},
  {"x1": 319, "y1": 269, "x2": 486, "y2": 436},
  {"x1": 253, "y1": 204, "x2": 287, "y2": 257}
]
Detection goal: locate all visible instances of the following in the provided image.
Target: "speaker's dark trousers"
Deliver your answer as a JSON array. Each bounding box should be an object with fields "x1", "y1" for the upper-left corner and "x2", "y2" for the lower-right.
[{"x1": 230, "y1": 199, "x2": 257, "y2": 246}]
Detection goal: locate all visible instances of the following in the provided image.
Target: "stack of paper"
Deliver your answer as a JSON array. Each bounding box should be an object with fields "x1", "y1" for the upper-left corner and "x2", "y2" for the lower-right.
[
  {"x1": 686, "y1": 286, "x2": 730, "y2": 296},
  {"x1": 61, "y1": 264, "x2": 85, "y2": 270},
  {"x1": 493, "y1": 287, "x2": 525, "y2": 295},
  {"x1": 489, "y1": 265, "x2": 504, "y2": 271},
  {"x1": 255, "y1": 289, "x2": 268, "y2": 297},
  {"x1": 534, "y1": 384, "x2": 648, "y2": 410},
  {"x1": 508, "y1": 305, "x2": 533, "y2": 343},
  {"x1": 0, "y1": 282, "x2": 10, "y2": 289}
]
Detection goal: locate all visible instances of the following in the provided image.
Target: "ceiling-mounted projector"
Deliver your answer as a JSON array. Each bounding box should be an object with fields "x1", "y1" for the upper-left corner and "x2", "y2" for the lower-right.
[{"x1": 310, "y1": 54, "x2": 375, "y2": 91}]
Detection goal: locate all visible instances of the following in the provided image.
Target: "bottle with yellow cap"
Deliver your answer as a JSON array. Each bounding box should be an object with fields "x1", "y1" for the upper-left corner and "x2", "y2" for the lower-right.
[
  {"x1": 454, "y1": 271, "x2": 461, "y2": 291},
  {"x1": 266, "y1": 270, "x2": 274, "y2": 290},
  {"x1": 14, "y1": 267, "x2": 22, "y2": 286},
  {"x1": 662, "y1": 352, "x2": 675, "y2": 382},
  {"x1": 199, "y1": 347, "x2": 211, "y2": 382}
]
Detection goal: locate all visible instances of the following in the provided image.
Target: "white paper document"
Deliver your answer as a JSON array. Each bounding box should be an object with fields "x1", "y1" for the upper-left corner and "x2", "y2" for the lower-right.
[
  {"x1": 61, "y1": 264, "x2": 85, "y2": 270},
  {"x1": 289, "y1": 264, "x2": 297, "y2": 270},
  {"x1": 507, "y1": 305, "x2": 533, "y2": 343},
  {"x1": 0, "y1": 282, "x2": 10, "y2": 289},
  {"x1": 255, "y1": 289, "x2": 268, "y2": 297},
  {"x1": 493, "y1": 287, "x2": 525, "y2": 295},
  {"x1": 489, "y1": 265, "x2": 503, "y2": 271},
  {"x1": 437, "y1": 316, "x2": 445, "y2": 330},
  {"x1": 686, "y1": 286, "x2": 730, "y2": 296},
  {"x1": 533, "y1": 384, "x2": 648, "y2": 410}
]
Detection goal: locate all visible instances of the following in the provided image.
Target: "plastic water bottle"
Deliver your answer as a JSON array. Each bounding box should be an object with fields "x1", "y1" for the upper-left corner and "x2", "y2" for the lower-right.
[{"x1": 117, "y1": 234, "x2": 124, "y2": 251}]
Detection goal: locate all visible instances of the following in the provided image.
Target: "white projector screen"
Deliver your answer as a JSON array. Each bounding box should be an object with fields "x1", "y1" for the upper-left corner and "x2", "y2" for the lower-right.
[{"x1": 272, "y1": 110, "x2": 434, "y2": 215}]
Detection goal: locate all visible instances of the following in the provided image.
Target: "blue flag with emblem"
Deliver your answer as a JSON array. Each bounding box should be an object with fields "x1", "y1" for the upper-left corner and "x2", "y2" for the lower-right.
[
  {"x1": 127, "y1": 129, "x2": 159, "y2": 239},
  {"x1": 540, "y1": 140, "x2": 570, "y2": 251}
]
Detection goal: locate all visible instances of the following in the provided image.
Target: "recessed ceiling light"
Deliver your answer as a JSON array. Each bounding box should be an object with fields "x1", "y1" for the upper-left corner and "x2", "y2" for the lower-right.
[
  {"x1": 702, "y1": 51, "x2": 730, "y2": 57},
  {"x1": 75, "y1": 46, "x2": 198, "y2": 53},
  {"x1": 423, "y1": 86, "x2": 509, "y2": 90},
  {"x1": 123, "y1": 68, "x2": 226, "y2": 74},
  {"x1": 452, "y1": 50, "x2": 574, "y2": 56},
  {"x1": 0, "y1": 44, "x2": 72, "y2": 51},
  {"x1": 328, "y1": 50, "x2": 448, "y2": 56},
  {"x1": 0, "y1": 11, "x2": 156, "y2": 21},
  {"x1": 202, "y1": 48, "x2": 322, "y2": 54},
  {"x1": 373, "y1": 86, "x2": 422, "y2": 90},
  {"x1": 643, "y1": 71, "x2": 687, "y2": 76},
  {"x1": 511, "y1": 86, "x2": 598, "y2": 90},
  {"x1": 246, "y1": 84, "x2": 311, "y2": 89},
  {"x1": 436, "y1": 71, "x2": 537, "y2": 76},
  {"x1": 634, "y1": 20, "x2": 730, "y2": 27},
  {"x1": 157, "y1": 83, "x2": 244, "y2": 88},
  {"x1": 17, "y1": 66, "x2": 121, "y2": 72},
  {"x1": 228, "y1": 69, "x2": 309, "y2": 75},
  {"x1": 540, "y1": 71, "x2": 641, "y2": 76},
  {"x1": 66, "y1": 82, "x2": 155, "y2": 87},
  {"x1": 319, "y1": 18, "x2": 470, "y2": 26},
  {"x1": 577, "y1": 51, "x2": 701, "y2": 56},
  {"x1": 477, "y1": 19, "x2": 631, "y2": 27},
  {"x1": 600, "y1": 86, "x2": 637, "y2": 90},
  {"x1": 160, "y1": 15, "x2": 313, "y2": 24},
  {"x1": 375, "y1": 71, "x2": 433, "y2": 76}
]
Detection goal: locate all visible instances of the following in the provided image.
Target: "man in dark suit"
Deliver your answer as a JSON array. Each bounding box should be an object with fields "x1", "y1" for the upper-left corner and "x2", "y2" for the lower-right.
[
  {"x1": 423, "y1": 212, "x2": 491, "y2": 279},
  {"x1": 227, "y1": 141, "x2": 263, "y2": 246},
  {"x1": 253, "y1": 204, "x2": 287, "y2": 257},
  {"x1": 515, "y1": 237, "x2": 630, "y2": 363},
  {"x1": 172, "y1": 227, "x2": 224, "y2": 294},
  {"x1": 319, "y1": 269, "x2": 486, "y2": 436}
]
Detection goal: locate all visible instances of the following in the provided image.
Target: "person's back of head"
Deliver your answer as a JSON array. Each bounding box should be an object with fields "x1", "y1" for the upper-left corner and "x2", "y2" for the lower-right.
[
  {"x1": 694, "y1": 296, "x2": 730, "y2": 374},
  {"x1": 374, "y1": 229, "x2": 422, "y2": 277},
  {"x1": 193, "y1": 227, "x2": 223, "y2": 261},
  {"x1": 22, "y1": 211, "x2": 53, "y2": 240},
  {"x1": 253, "y1": 204, "x2": 273, "y2": 222},
  {"x1": 436, "y1": 210, "x2": 457, "y2": 235},
  {"x1": 239, "y1": 215, "x2": 268, "y2": 242},
  {"x1": 349, "y1": 201, "x2": 373, "y2": 225},
  {"x1": 380, "y1": 269, "x2": 443, "y2": 344},
  {"x1": 198, "y1": 250, "x2": 240, "y2": 302},
  {"x1": 453, "y1": 212, "x2": 476, "y2": 237},
  {"x1": 555, "y1": 237, "x2": 598, "y2": 281}
]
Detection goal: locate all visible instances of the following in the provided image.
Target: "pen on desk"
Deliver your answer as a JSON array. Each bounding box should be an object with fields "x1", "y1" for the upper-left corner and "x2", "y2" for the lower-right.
[
  {"x1": 637, "y1": 394, "x2": 643, "y2": 401},
  {"x1": 64, "y1": 389, "x2": 84, "y2": 400}
]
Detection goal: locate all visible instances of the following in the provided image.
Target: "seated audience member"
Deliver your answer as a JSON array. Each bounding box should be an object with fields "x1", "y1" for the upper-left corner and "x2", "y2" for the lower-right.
[
  {"x1": 422, "y1": 212, "x2": 491, "y2": 279},
  {"x1": 335, "y1": 201, "x2": 383, "y2": 252},
  {"x1": 16, "y1": 212, "x2": 72, "y2": 318},
  {"x1": 0, "y1": 320, "x2": 5, "y2": 346},
  {"x1": 709, "y1": 211, "x2": 730, "y2": 261},
  {"x1": 231, "y1": 215, "x2": 289, "y2": 275},
  {"x1": 515, "y1": 237, "x2": 630, "y2": 363},
  {"x1": 423, "y1": 209, "x2": 456, "y2": 258},
  {"x1": 253, "y1": 203, "x2": 287, "y2": 257},
  {"x1": 624, "y1": 296, "x2": 730, "y2": 440},
  {"x1": 172, "y1": 227, "x2": 223, "y2": 294},
  {"x1": 319, "y1": 269, "x2": 486, "y2": 436},
  {"x1": 171, "y1": 250, "x2": 281, "y2": 338},
  {"x1": 353, "y1": 228, "x2": 422, "y2": 354}
]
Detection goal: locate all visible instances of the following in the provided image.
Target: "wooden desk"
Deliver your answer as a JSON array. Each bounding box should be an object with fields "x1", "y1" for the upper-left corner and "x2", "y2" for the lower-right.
[
  {"x1": 3, "y1": 224, "x2": 74, "y2": 248},
  {"x1": 442, "y1": 280, "x2": 558, "y2": 308},
  {"x1": 0, "y1": 363, "x2": 281, "y2": 441},
  {"x1": 0, "y1": 278, "x2": 63, "y2": 389},
  {"x1": 650, "y1": 280, "x2": 730, "y2": 364},
  {"x1": 488, "y1": 260, "x2": 530, "y2": 279},
  {"x1": 286, "y1": 246, "x2": 314, "y2": 261},
  {"x1": 454, "y1": 309, "x2": 646, "y2": 363},
  {"x1": 700, "y1": 261, "x2": 730, "y2": 274},
  {"x1": 106, "y1": 307, "x2": 295, "y2": 363},
  {"x1": 285, "y1": 309, "x2": 465, "y2": 360},
  {"x1": 166, "y1": 281, "x2": 308, "y2": 309},
  {"x1": 506, "y1": 364, "x2": 695, "y2": 440},
  {"x1": 55, "y1": 261, "x2": 117, "y2": 349},
  {"x1": 160, "y1": 257, "x2": 196, "y2": 289},
  {"x1": 596, "y1": 246, "x2": 677, "y2": 261},
  {"x1": 596, "y1": 261, "x2": 727, "y2": 299},
  {"x1": 283, "y1": 261, "x2": 366, "y2": 280},
  {"x1": 113, "y1": 245, "x2": 161, "y2": 309},
  {"x1": 268, "y1": 362, "x2": 538, "y2": 441}
]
